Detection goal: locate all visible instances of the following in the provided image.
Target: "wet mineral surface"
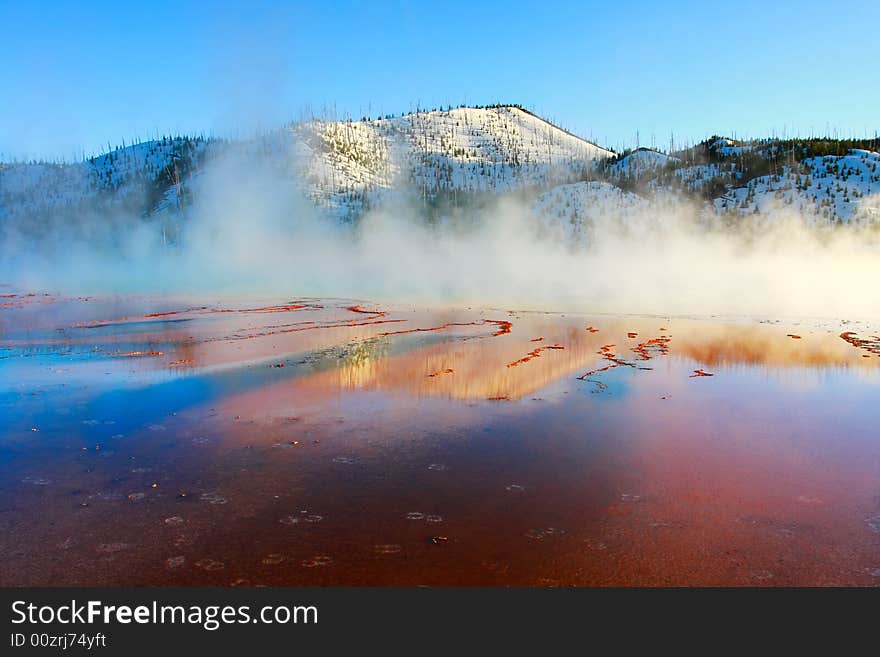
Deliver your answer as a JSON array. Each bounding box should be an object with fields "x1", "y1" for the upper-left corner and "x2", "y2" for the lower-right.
[{"x1": 2, "y1": 293, "x2": 879, "y2": 585}]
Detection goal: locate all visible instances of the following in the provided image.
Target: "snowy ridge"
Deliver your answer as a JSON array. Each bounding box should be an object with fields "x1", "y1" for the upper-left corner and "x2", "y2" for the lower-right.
[
  {"x1": 714, "y1": 150, "x2": 880, "y2": 224},
  {"x1": 2, "y1": 110, "x2": 880, "y2": 234},
  {"x1": 597, "y1": 139, "x2": 880, "y2": 225},
  {"x1": 606, "y1": 148, "x2": 677, "y2": 180},
  {"x1": 291, "y1": 106, "x2": 614, "y2": 217},
  {"x1": 0, "y1": 137, "x2": 212, "y2": 226},
  {"x1": 1, "y1": 106, "x2": 613, "y2": 226}
]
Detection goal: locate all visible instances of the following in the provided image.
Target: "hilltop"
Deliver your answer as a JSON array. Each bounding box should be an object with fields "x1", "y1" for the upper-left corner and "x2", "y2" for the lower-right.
[
  {"x1": 0, "y1": 105, "x2": 611, "y2": 228},
  {"x1": 292, "y1": 105, "x2": 613, "y2": 218}
]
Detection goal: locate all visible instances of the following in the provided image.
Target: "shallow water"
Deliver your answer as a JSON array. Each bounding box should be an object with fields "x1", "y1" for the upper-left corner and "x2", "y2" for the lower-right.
[{"x1": 1, "y1": 293, "x2": 879, "y2": 586}]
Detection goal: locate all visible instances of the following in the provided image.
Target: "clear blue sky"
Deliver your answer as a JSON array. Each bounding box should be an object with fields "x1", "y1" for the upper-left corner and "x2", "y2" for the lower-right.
[{"x1": 1, "y1": 0, "x2": 878, "y2": 161}]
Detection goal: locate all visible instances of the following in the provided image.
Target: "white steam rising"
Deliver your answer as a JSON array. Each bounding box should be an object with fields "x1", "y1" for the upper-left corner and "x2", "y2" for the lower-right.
[{"x1": 3, "y1": 144, "x2": 880, "y2": 320}]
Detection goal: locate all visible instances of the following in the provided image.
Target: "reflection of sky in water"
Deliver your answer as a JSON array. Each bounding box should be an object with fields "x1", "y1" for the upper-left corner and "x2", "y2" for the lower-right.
[{"x1": 2, "y1": 296, "x2": 880, "y2": 586}]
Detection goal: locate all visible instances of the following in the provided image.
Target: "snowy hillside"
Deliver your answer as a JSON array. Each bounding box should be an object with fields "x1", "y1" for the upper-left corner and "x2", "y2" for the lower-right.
[
  {"x1": 291, "y1": 105, "x2": 614, "y2": 218},
  {"x1": 714, "y1": 149, "x2": 880, "y2": 224},
  {"x1": 0, "y1": 106, "x2": 612, "y2": 227},
  {"x1": 597, "y1": 138, "x2": 880, "y2": 225},
  {"x1": 533, "y1": 181, "x2": 648, "y2": 244},
  {"x1": 606, "y1": 148, "x2": 677, "y2": 180},
  {"x1": 2, "y1": 108, "x2": 880, "y2": 238},
  {"x1": 0, "y1": 136, "x2": 213, "y2": 236}
]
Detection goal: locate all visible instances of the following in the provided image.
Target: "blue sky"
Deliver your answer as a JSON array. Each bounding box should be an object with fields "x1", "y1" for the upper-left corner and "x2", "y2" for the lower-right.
[{"x1": 1, "y1": 0, "x2": 878, "y2": 160}]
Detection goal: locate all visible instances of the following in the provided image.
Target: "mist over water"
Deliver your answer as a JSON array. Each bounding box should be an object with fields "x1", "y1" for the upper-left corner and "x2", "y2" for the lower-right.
[{"x1": 3, "y1": 145, "x2": 880, "y2": 320}]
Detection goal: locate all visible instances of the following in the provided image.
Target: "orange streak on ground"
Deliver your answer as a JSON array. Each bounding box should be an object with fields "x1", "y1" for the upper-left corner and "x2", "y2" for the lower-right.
[
  {"x1": 0, "y1": 293, "x2": 57, "y2": 309},
  {"x1": 379, "y1": 321, "x2": 481, "y2": 337},
  {"x1": 577, "y1": 334, "x2": 670, "y2": 380},
  {"x1": 379, "y1": 319, "x2": 512, "y2": 338},
  {"x1": 215, "y1": 319, "x2": 407, "y2": 342},
  {"x1": 210, "y1": 304, "x2": 308, "y2": 314},
  {"x1": 143, "y1": 311, "x2": 184, "y2": 318},
  {"x1": 631, "y1": 336, "x2": 672, "y2": 361},
  {"x1": 345, "y1": 305, "x2": 387, "y2": 317},
  {"x1": 488, "y1": 320, "x2": 513, "y2": 337},
  {"x1": 839, "y1": 331, "x2": 880, "y2": 357},
  {"x1": 506, "y1": 345, "x2": 565, "y2": 368},
  {"x1": 75, "y1": 303, "x2": 314, "y2": 328}
]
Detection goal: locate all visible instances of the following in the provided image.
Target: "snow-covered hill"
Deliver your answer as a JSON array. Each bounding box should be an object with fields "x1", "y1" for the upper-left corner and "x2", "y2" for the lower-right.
[
  {"x1": 606, "y1": 148, "x2": 677, "y2": 180},
  {"x1": 2, "y1": 108, "x2": 880, "y2": 238},
  {"x1": 0, "y1": 136, "x2": 212, "y2": 233},
  {"x1": 714, "y1": 149, "x2": 880, "y2": 224},
  {"x1": 533, "y1": 181, "x2": 648, "y2": 244},
  {"x1": 290, "y1": 105, "x2": 613, "y2": 218},
  {"x1": 1, "y1": 106, "x2": 613, "y2": 227},
  {"x1": 597, "y1": 139, "x2": 880, "y2": 225}
]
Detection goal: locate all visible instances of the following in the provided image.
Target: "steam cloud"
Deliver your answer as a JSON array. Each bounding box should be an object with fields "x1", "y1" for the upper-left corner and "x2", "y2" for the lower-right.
[{"x1": 3, "y1": 144, "x2": 880, "y2": 320}]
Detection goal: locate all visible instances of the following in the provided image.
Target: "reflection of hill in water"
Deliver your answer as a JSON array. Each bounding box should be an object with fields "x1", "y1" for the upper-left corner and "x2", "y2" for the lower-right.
[
  {"x1": 330, "y1": 324, "x2": 607, "y2": 400},
  {"x1": 325, "y1": 318, "x2": 880, "y2": 401}
]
